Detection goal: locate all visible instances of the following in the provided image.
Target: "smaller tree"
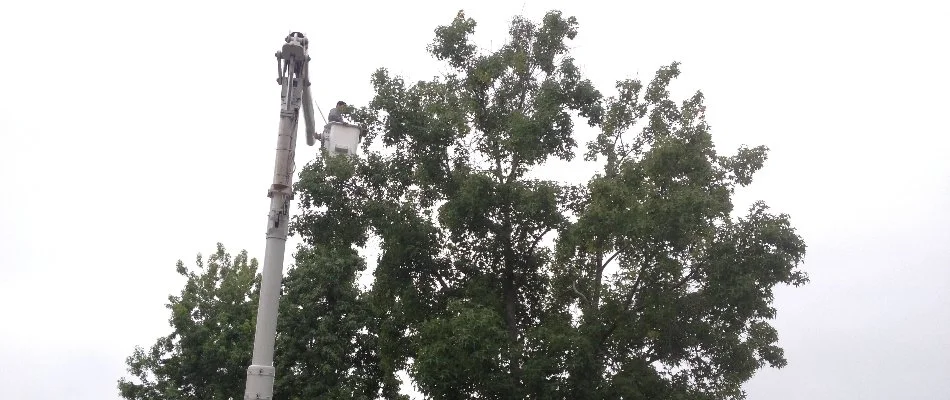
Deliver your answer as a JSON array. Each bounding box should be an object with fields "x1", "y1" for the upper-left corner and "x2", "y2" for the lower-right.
[{"x1": 118, "y1": 244, "x2": 260, "y2": 400}]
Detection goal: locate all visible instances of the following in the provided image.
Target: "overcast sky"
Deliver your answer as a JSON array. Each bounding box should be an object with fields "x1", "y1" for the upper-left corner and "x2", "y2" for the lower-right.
[{"x1": 1, "y1": 0, "x2": 948, "y2": 399}]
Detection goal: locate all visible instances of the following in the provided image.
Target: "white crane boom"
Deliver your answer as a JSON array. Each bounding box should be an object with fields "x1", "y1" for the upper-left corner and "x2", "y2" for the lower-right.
[
  {"x1": 243, "y1": 32, "x2": 363, "y2": 400},
  {"x1": 243, "y1": 31, "x2": 314, "y2": 400}
]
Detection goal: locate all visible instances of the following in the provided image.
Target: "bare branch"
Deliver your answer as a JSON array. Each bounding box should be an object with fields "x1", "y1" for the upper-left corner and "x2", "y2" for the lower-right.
[
  {"x1": 668, "y1": 266, "x2": 698, "y2": 292},
  {"x1": 528, "y1": 227, "x2": 552, "y2": 254},
  {"x1": 572, "y1": 281, "x2": 589, "y2": 305},
  {"x1": 435, "y1": 273, "x2": 450, "y2": 290},
  {"x1": 598, "y1": 251, "x2": 621, "y2": 275}
]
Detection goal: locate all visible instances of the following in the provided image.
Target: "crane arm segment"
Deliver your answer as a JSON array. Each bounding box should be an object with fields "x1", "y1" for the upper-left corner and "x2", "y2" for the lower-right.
[{"x1": 243, "y1": 31, "x2": 315, "y2": 400}]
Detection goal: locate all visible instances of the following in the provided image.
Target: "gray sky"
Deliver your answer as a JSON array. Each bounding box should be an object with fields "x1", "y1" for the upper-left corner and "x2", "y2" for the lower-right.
[{"x1": 1, "y1": 0, "x2": 948, "y2": 399}]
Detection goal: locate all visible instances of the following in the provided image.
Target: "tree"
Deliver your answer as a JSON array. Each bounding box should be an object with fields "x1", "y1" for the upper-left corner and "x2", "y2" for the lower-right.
[
  {"x1": 117, "y1": 244, "x2": 260, "y2": 400},
  {"x1": 295, "y1": 9, "x2": 808, "y2": 399},
  {"x1": 117, "y1": 243, "x2": 374, "y2": 400}
]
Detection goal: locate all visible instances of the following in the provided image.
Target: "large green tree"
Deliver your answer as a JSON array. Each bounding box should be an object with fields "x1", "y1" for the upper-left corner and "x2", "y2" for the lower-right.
[
  {"x1": 297, "y1": 9, "x2": 807, "y2": 399},
  {"x1": 119, "y1": 9, "x2": 807, "y2": 400}
]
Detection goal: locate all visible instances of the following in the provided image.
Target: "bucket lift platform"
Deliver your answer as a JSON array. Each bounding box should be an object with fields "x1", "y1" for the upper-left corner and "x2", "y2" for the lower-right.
[{"x1": 311, "y1": 122, "x2": 361, "y2": 157}]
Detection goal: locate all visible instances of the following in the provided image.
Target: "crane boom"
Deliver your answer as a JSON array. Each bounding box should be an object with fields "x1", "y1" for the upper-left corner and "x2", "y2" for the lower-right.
[{"x1": 244, "y1": 32, "x2": 314, "y2": 400}]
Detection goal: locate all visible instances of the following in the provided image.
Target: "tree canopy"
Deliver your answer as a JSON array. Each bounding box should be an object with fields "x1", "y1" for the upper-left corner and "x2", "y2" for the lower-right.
[{"x1": 119, "y1": 9, "x2": 807, "y2": 400}]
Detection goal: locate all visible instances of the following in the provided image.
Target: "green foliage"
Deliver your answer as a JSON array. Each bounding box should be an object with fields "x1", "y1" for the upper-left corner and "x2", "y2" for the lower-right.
[
  {"x1": 120, "y1": 9, "x2": 807, "y2": 400},
  {"x1": 117, "y1": 243, "x2": 384, "y2": 400},
  {"x1": 316, "y1": 9, "x2": 806, "y2": 399},
  {"x1": 412, "y1": 300, "x2": 512, "y2": 399},
  {"x1": 274, "y1": 244, "x2": 377, "y2": 399},
  {"x1": 117, "y1": 244, "x2": 260, "y2": 400}
]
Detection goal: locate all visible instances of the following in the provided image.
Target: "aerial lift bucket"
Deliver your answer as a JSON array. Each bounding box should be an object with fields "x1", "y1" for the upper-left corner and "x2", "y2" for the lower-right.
[{"x1": 321, "y1": 122, "x2": 361, "y2": 157}]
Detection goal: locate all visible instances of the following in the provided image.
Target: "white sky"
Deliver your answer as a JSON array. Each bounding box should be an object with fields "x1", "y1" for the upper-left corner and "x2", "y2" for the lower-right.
[{"x1": 1, "y1": 0, "x2": 948, "y2": 399}]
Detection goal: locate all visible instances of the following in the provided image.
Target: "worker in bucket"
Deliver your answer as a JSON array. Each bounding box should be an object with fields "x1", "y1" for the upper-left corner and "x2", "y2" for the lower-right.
[
  {"x1": 321, "y1": 100, "x2": 351, "y2": 143},
  {"x1": 328, "y1": 100, "x2": 348, "y2": 123}
]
